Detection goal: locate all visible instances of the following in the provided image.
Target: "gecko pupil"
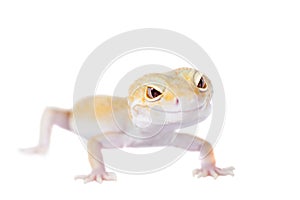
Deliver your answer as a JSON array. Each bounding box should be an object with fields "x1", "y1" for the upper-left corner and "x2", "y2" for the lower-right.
[
  {"x1": 147, "y1": 87, "x2": 162, "y2": 99},
  {"x1": 197, "y1": 77, "x2": 207, "y2": 89}
]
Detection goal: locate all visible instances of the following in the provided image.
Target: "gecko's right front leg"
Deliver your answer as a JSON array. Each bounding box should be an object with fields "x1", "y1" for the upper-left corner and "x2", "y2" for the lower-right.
[{"x1": 75, "y1": 132, "x2": 126, "y2": 184}]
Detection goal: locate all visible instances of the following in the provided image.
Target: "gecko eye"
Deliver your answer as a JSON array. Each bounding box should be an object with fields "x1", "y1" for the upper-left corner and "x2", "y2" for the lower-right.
[
  {"x1": 145, "y1": 86, "x2": 162, "y2": 101},
  {"x1": 194, "y1": 72, "x2": 208, "y2": 92}
]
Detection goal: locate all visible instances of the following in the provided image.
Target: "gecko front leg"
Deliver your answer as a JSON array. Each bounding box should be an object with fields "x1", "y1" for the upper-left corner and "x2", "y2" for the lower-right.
[
  {"x1": 75, "y1": 132, "x2": 127, "y2": 184},
  {"x1": 171, "y1": 133, "x2": 234, "y2": 179}
]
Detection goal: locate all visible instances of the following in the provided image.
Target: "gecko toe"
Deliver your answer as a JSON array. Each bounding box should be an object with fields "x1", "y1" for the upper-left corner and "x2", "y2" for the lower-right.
[
  {"x1": 215, "y1": 167, "x2": 235, "y2": 176},
  {"x1": 209, "y1": 169, "x2": 218, "y2": 179},
  {"x1": 96, "y1": 175, "x2": 103, "y2": 184},
  {"x1": 75, "y1": 171, "x2": 117, "y2": 184},
  {"x1": 103, "y1": 172, "x2": 117, "y2": 181},
  {"x1": 193, "y1": 166, "x2": 235, "y2": 179}
]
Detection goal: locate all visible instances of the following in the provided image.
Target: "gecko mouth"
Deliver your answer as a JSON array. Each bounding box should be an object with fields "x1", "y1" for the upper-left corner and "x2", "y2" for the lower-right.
[
  {"x1": 150, "y1": 102, "x2": 207, "y2": 114},
  {"x1": 131, "y1": 102, "x2": 210, "y2": 128}
]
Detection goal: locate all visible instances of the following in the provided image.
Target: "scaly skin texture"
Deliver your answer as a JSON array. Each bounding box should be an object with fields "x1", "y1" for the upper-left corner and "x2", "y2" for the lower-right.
[{"x1": 21, "y1": 67, "x2": 234, "y2": 184}]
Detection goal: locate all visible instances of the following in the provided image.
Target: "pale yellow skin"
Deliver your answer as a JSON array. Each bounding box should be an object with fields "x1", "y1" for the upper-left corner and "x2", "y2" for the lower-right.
[{"x1": 22, "y1": 67, "x2": 234, "y2": 184}]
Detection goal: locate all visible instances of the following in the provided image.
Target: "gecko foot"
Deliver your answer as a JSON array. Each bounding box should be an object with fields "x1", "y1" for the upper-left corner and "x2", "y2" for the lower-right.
[
  {"x1": 75, "y1": 170, "x2": 117, "y2": 184},
  {"x1": 20, "y1": 145, "x2": 48, "y2": 155},
  {"x1": 192, "y1": 166, "x2": 235, "y2": 179}
]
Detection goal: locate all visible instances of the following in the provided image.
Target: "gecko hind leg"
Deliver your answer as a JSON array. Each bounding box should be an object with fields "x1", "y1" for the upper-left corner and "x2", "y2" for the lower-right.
[{"x1": 20, "y1": 107, "x2": 72, "y2": 154}]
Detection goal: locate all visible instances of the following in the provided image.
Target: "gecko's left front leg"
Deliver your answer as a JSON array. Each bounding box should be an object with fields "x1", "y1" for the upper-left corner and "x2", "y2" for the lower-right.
[
  {"x1": 75, "y1": 132, "x2": 127, "y2": 184},
  {"x1": 171, "y1": 133, "x2": 234, "y2": 178}
]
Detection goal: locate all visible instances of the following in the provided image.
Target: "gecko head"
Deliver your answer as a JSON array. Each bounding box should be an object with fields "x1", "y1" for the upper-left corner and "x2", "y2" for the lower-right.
[{"x1": 127, "y1": 68, "x2": 213, "y2": 129}]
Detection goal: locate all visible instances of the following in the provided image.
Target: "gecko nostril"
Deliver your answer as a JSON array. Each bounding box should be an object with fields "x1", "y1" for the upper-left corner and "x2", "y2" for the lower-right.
[{"x1": 175, "y1": 98, "x2": 179, "y2": 105}]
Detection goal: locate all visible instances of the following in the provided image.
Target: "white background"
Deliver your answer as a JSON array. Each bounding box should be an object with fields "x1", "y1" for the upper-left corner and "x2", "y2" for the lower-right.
[{"x1": 1, "y1": 0, "x2": 300, "y2": 199}]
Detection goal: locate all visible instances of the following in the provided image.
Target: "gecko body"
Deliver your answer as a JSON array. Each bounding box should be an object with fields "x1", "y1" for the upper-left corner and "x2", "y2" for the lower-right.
[{"x1": 22, "y1": 67, "x2": 234, "y2": 183}]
